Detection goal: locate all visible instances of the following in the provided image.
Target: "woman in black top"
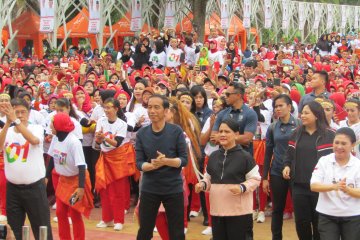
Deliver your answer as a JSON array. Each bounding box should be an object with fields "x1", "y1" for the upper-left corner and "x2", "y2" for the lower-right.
[{"x1": 283, "y1": 101, "x2": 335, "y2": 240}]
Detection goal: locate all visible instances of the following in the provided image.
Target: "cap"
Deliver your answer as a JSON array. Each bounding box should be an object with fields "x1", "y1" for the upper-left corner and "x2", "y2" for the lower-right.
[
  {"x1": 204, "y1": 78, "x2": 216, "y2": 87},
  {"x1": 218, "y1": 75, "x2": 229, "y2": 83},
  {"x1": 157, "y1": 80, "x2": 170, "y2": 90}
]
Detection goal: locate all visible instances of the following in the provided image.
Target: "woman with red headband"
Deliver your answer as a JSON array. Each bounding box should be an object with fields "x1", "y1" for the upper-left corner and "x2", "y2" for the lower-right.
[{"x1": 49, "y1": 112, "x2": 93, "y2": 240}]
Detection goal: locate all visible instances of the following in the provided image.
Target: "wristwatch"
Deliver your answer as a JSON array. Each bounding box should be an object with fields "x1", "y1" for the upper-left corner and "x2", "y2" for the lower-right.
[{"x1": 13, "y1": 119, "x2": 21, "y2": 125}]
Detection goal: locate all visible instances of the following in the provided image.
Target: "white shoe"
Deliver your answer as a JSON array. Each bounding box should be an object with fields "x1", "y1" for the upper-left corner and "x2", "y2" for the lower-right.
[
  {"x1": 184, "y1": 228, "x2": 188, "y2": 234},
  {"x1": 52, "y1": 203, "x2": 56, "y2": 210},
  {"x1": 114, "y1": 223, "x2": 123, "y2": 231},
  {"x1": 124, "y1": 209, "x2": 128, "y2": 214},
  {"x1": 153, "y1": 227, "x2": 158, "y2": 232},
  {"x1": 96, "y1": 220, "x2": 114, "y2": 228},
  {"x1": 252, "y1": 210, "x2": 258, "y2": 221},
  {"x1": 53, "y1": 217, "x2": 58, "y2": 223},
  {"x1": 257, "y1": 211, "x2": 265, "y2": 223},
  {"x1": 68, "y1": 217, "x2": 72, "y2": 225},
  {"x1": 0, "y1": 215, "x2": 7, "y2": 222},
  {"x1": 189, "y1": 211, "x2": 199, "y2": 217},
  {"x1": 202, "y1": 226, "x2": 212, "y2": 235}
]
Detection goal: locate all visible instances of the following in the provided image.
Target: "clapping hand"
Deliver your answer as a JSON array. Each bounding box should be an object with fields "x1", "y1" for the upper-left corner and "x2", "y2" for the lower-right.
[{"x1": 152, "y1": 151, "x2": 166, "y2": 168}]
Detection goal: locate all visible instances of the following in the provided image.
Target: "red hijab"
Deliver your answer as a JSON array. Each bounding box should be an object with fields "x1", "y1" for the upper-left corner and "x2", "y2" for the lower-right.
[{"x1": 72, "y1": 86, "x2": 92, "y2": 114}]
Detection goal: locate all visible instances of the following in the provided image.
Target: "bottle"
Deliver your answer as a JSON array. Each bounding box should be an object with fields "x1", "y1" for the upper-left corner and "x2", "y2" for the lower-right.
[
  {"x1": 39, "y1": 226, "x2": 47, "y2": 240},
  {"x1": 22, "y1": 226, "x2": 30, "y2": 240}
]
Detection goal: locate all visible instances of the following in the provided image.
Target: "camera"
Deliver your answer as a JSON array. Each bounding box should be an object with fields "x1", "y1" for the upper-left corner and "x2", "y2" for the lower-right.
[{"x1": 0, "y1": 224, "x2": 7, "y2": 240}]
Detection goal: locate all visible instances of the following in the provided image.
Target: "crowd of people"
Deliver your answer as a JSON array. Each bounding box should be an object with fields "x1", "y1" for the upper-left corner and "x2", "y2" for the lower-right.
[{"x1": 0, "y1": 27, "x2": 360, "y2": 240}]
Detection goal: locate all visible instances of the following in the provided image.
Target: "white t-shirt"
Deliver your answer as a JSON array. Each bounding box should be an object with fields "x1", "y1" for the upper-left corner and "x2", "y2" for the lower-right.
[
  {"x1": 95, "y1": 117, "x2": 127, "y2": 152},
  {"x1": 45, "y1": 111, "x2": 83, "y2": 140},
  {"x1": 29, "y1": 109, "x2": 45, "y2": 126},
  {"x1": 184, "y1": 45, "x2": 198, "y2": 67},
  {"x1": 48, "y1": 132, "x2": 86, "y2": 177},
  {"x1": 311, "y1": 153, "x2": 360, "y2": 217},
  {"x1": 149, "y1": 51, "x2": 166, "y2": 68},
  {"x1": 201, "y1": 118, "x2": 219, "y2": 156},
  {"x1": 208, "y1": 51, "x2": 224, "y2": 66},
  {"x1": 91, "y1": 105, "x2": 105, "y2": 122},
  {"x1": 166, "y1": 46, "x2": 183, "y2": 68},
  {"x1": 124, "y1": 111, "x2": 136, "y2": 144},
  {"x1": 77, "y1": 111, "x2": 94, "y2": 147},
  {"x1": 4, "y1": 124, "x2": 46, "y2": 184}
]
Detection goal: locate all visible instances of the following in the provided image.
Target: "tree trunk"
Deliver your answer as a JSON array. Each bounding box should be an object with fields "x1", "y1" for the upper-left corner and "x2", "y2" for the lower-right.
[{"x1": 190, "y1": 0, "x2": 208, "y2": 42}]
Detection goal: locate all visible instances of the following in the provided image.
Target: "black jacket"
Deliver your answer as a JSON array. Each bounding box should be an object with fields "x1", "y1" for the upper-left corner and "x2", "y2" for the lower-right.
[
  {"x1": 207, "y1": 145, "x2": 256, "y2": 184},
  {"x1": 284, "y1": 127, "x2": 335, "y2": 183}
]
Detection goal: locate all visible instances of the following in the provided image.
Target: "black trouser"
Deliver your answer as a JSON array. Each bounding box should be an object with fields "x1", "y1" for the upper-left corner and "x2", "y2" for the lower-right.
[
  {"x1": 137, "y1": 191, "x2": 184, "y2": 240},
  {"x1": 318, "y1": 213, "x2": 360, "y2": 240},
  {"x1": 83, "y1": 146, "x2": 99, "y2": 192},
  {"x1": 199, "y1": 159, "x2": 209, "y2": 223},
  {"x1": 270, "y1": 175, "x2": 290, "y2": 240},
  {"x1": 7, "y1": 179, "x2": 53, "y2": 240},
  {"x1": 212, "y1": 214, "x2": 253, "y2": 240},
  {"x1": 292, "y1": 183, "x2": 319, "y2": 240}
]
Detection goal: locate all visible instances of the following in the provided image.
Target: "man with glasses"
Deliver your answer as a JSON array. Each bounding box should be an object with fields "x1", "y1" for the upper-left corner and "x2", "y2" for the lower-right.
[
  {"x1": 0, "y1": 98, "x2": 52, "y2": 240},
  {"x1": 211, "y1": 82, "x2": 258, "y2": 156}
]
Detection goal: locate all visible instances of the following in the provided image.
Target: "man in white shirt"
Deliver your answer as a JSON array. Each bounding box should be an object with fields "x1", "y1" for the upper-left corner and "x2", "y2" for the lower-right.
[{"x1": 0, "y1": 98, "x2": 52, "y2": 240}]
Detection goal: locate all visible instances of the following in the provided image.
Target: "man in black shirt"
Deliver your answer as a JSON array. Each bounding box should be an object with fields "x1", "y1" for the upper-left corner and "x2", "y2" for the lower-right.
[{"x1": 136, "y1": 95, "x2": 188, "y2": 240}]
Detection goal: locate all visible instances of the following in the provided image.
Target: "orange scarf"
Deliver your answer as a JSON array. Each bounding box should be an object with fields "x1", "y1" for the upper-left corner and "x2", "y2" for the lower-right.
[
  {"x1": 55, "y1": 173, "x2": 94, "y2": 218},
  {"x1": 95, "y1": 142, "x2": 136, "y2": 192}
]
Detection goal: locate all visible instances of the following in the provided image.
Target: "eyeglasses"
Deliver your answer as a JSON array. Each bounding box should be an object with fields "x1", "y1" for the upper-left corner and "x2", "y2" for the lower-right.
[{"x1": 225, "y1": 92, "x2": 239, "y2": 97}]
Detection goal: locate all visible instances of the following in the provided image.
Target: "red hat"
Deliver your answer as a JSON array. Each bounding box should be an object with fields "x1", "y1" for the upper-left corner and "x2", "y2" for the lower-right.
[
  {"x1": 157, "y1": 80, "x2": 170, "y2": 90},
  {"x1": 114, "y1": 89, "x2": 130, "y2": 102},
  {"x1": 254, "y1": 75, "x2": 266, "y2": 82},
  {"x1": 53, "y1": 113, "x2": 75, "y2": 133}
]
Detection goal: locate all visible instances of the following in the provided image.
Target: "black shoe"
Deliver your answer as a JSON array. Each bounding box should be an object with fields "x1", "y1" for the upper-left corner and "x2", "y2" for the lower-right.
[{"x1": 203, "y1": 218, "x2": 209, "y2": 226}]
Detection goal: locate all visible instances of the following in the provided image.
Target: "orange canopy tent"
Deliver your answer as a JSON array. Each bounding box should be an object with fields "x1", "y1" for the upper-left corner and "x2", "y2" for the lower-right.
[
  {"x1": 110, "y1": 12, "x2": 157, "y2": 49},
  {"x1": 1, "y1": 29, "x2": 9, "y2": 50},
  {"x1": 176, "y1": 13, "x2": 259, "y2": 50},
  {"x1": 6, "y1": 11, "x2": 46, "y2": 57},
  {"x1": 57, "y1": 8, "x2": 112, "y2": 50}
]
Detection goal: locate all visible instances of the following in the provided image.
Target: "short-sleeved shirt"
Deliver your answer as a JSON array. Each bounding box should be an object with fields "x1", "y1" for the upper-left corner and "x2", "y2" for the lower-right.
[
  {"x1": 95, "y1": 117, "x2": 127, "y2": 152},
  {"x1": 213, "y1": 104, "x2": 258, "y2": 154},
  {"x1": 4, "y1": 124, "x2": 45, "y2": 184},
  {"x1": 298, "y1": 91, "x2": 331, "y2": 113},
  {"x1": 48, "y1": 132, "x2": 86, "y2": 177}
]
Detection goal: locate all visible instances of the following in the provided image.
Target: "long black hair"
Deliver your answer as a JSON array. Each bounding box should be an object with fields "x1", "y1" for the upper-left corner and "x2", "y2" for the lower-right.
[
  {"x1": 56, "y1": 98, "x2": 79, "y2": 120},
  {"x1": 190, "y1": 85, "x2": 208, "y2": 112},
  {"x1": 303, "y1": 101, "x2": 329, "y2": 132}
]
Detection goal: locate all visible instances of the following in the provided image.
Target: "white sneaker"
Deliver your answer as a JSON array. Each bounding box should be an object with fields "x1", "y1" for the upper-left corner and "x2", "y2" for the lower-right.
[
  {"x1": 153, "y1": 227, "x2": 158, "y2": 232},
  {"x1": 68, "y1": 217, "x2": 72, "y2": 225},
  {"x1": 53, "y1": 217, "x2": 58, "y2": 223},
  {"x1": 189, "y1": 211, "x2": 199, "y2": 217},
  {"x1": 184, "y1": 228, "x2": 188, "y2": 234},
  {"x1": 96, "y1": 220, "x2": 114, "y2": 228},
  {"x1": 0, "y1": 215, "x2": 7, "y2": 221},
  {"x1": 124, "y1": 209, "x2": 128, "y2": 215},
  {"x1": 202, "y1": 226, "x2": 212, "y2": 235},
  {"x1": 113, "y1": 223, "x2": 123, "y2": 231},
  {"x1": 257, "y1": 211, "x2": 265, "y2": 223},
  {"x1": 252, "y1": 210, "x2": 258, "y2": 221},
  {"x1": 52, "y1": 203, "x2": 56, "y2": 210}
]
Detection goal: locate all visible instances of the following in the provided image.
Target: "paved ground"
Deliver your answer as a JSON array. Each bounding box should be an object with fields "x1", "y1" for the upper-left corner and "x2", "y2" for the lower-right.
[{"x1": 2, "y1": 207, "x2": 298, "y2": 239}]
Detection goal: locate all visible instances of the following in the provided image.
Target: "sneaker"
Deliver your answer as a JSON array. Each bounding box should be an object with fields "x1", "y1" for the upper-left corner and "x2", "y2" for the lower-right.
[
  {"x1": 113, "y1": 223, "x2": 123, "y2": 231},
  {"x1": 201, "y1": 226, "x2": 212, "y2": 235},
  {"x1": 257, "y1": 211, "x2": 265, "y2": 223},
  {"x1": 124, "y1": 209, "x2": 128, "y2": 215},
  {"x1": 189, "y1": 211, "x2": 199, "y2": 217},
  {"x1": 0, "y1": 215, "x2": 7, "y2": 222},
  {"x1": 96, "y1": 220, "x2": 114, "y2": 228},
  {"x1": 153, "y1": 227, "x2": 158, "y2": 232},
  {"x1": 52, "y1": 203, "x2": 56, "y2": 210},
  {"x1": 184, "y1": 228, "x2": 188, "y2": 234},
  {"x1": 53, "y1": 217, "x2": 58, "y2": 223},
  {"x1": 283, "y1": 212, "x2": 293, "y2": 220},
  {"x1": 252, "y1": 210, "x2": 258, "y2": 221},
  {"x1": 68, "y1": 217, "x2": 72, "y2": 225}
]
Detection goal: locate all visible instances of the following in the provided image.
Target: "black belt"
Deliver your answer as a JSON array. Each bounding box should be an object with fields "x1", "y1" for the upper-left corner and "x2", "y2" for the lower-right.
[{"x1": 7, "y1": 178, "x2": 45, "y2": 189}]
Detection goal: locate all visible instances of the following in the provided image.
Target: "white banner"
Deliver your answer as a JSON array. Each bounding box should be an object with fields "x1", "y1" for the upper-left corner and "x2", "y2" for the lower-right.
[
  {"x1": 298, "y1": 2, "x2": 306, "y2": 31},
  {"x1": 39, "y1": 0, "x2": 55, "y2": 33},
  {"x1": 327, "y1": 4, "x2": 333, "y2": 31},
  {"x1": 264, "y1": 0, "x2": 272, "y2": 29},
  {"x1": 88, "y1": 0, "x2": 100, "y2": 33},
  {"x1": 164, "y1": 1, "x2": 176, "y2": 29},
  {"x1": 282, "y1": 0, "x2": 290, "y2": 30},
  {"x1": 341, "y1": 5, "x2": 347, "y2": 29},
  {"x1": 131, "y1": 0, "x2": 142, "y2": 31},
  {"x1": 313, "y1": 3, "x2": 321, "y2": 30},
  {"x1": 220, "y1": 0, "x2": 229, "y2": 29},
  {"x1": 355, "y1": 7, "x2": 359, "y2": 29},
  {"x1": 243, "y1": 0, "x2": 251, "y2": 28}
]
